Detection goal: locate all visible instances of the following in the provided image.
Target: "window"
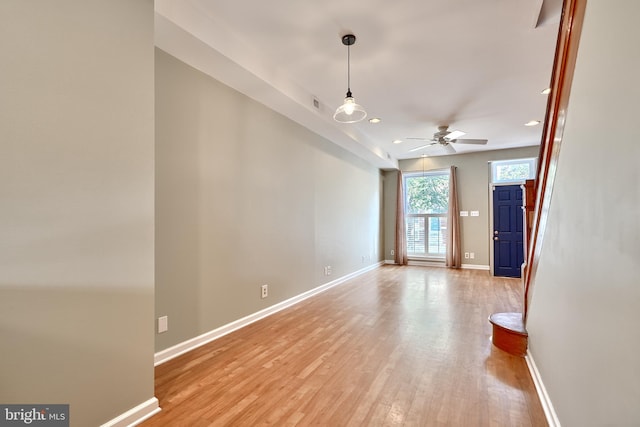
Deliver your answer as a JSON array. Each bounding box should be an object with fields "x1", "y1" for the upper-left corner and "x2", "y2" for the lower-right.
[
  {"x1": 491, "y1": 158, "x2": 537, "y2": 183},
  {"x1": 404, "y1": 169, "x2": 449, "y2": 258}
]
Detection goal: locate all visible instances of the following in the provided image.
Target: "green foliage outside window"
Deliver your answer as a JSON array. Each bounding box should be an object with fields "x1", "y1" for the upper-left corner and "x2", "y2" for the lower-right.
[
  {"x1": 405, "y1": 174, "x2": 449, "y2": 214},
  {"x1": 496, "y1": 164, "x2": 530, "y2": 181}
]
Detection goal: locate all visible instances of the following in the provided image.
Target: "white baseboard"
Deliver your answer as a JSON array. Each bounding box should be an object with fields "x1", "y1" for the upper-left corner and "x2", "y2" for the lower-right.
[
  {"x1": 100, "y1": 397, "x2": 160, "y2": 427},
  {"x1": 407, "y1": 260, "x2": 446, "y2": 267},
  {"x1": 154, "y1": 262, "x2": 384, "y2": 366},
  {"x1": 384, "y1": 259, "x2": 395, "y2": 264},
  {"x1": 407, "y1": 260, "x2": 490, "y2": 270},
  {"x1": 525, "y1": 350, "x2": 561, "y2": 427},
  {"x1": 461, "y1": 263, "x2": 490, "y2": 270}
]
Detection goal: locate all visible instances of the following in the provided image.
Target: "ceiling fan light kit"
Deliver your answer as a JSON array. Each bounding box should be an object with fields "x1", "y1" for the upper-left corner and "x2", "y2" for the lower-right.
[{"x1": 334, "y1": 34, "x2": 367, "y2": 123}]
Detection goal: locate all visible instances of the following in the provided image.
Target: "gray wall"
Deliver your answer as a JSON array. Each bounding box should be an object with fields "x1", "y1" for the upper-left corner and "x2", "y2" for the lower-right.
[
  {"x1": 155, "y1": 49, "x2": 383, "y2": 352},
  {"x1": 0, "y1": 1, "x2": 155, "y2": 426},
  {"x1": 527, "y1": 1, "x2": 640, "y2": 425},
  {"x1": 384, "y1": 146, "x2": 539, "y2": 266}
]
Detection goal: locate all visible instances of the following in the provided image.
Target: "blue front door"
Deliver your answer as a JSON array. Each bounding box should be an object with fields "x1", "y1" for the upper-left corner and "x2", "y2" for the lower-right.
[{"x1": 493, "y1": 185, "x2": 524, "y2": 277}]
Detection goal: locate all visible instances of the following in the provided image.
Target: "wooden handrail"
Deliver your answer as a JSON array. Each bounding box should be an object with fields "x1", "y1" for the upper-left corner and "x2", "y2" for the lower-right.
[{"x1": 523, "y1": 0, "x2": 587, "y2": 323}]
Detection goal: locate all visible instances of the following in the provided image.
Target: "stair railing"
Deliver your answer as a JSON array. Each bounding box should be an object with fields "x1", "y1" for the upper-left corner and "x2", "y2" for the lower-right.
[{"x1": 523, "y1": 0, "x2": 587, "y2": 323}]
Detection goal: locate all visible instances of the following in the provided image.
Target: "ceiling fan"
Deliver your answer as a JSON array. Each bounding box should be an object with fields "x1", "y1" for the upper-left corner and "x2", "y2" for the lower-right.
[{"x1": 408, "y1": 125, "x2": 488, "y2": 154}]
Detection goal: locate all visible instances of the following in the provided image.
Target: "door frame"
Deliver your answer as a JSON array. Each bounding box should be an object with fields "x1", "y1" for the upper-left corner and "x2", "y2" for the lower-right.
[{"x1": 488, "y1": 181, "x2": 526, "y2": 276}]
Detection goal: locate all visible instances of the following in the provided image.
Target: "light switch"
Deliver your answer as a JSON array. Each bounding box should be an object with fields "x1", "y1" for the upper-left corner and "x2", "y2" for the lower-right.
[
  {"x1": 460, "y1": 211, "x2": 469, "y2": 216},
  {"x1": 470, "y1": 211, "x2": 480, "y2": 217}
]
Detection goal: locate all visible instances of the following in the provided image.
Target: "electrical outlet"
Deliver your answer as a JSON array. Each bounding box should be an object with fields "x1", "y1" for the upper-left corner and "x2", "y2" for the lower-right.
[
  {"x1": 390, "y1": 249, "x2": 395, "y2": 256},
  {"x1": 158, "y1": 316, "x2": 168, "y2": 333},
  {"x1": 261, "y1": 284, "x2": 268, "y2": 299},
  {"x1": 326, "y1": 266, "x2": 332, "y2": 276},
  {"x1": 465, "y1": 252, "x2": 470, "y2": 259}
]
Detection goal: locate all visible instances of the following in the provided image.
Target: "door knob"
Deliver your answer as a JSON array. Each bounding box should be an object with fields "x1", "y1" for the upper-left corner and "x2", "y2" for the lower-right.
[
  {"x1": 494, "y1": 236, "x2": 499, "y2": 241},
  {"x1": 494, "y1": 230, "x2": 499, "y2": 235}
]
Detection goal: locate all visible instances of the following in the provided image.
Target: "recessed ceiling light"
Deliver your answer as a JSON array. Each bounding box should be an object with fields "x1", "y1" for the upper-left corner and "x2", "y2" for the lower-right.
[
  {"x1": 541, "y1": 88, "x2": 551, "y2": 95},
  {"x1": 421, "y1": 154, "x2": 428, "y2": 158},
  {"x1": 369, "y1": 118, "x2": 381, "y2": 124},
  {"x1": 392, "y1": 139, "x2": 402, "y2": 144},
  {"x1": 525, "y1": 120, "x2": 541, "y2": 126}
]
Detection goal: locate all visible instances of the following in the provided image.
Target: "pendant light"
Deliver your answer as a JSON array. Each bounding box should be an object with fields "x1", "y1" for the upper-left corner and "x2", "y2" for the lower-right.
[{"x1": 333, "y1": 34, "x2": 367, "y2": 123}]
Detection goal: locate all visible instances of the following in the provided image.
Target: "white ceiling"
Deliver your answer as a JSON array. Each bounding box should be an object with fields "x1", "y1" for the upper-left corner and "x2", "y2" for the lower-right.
[{"x1": 155, "y1": 0, "x2": 562, "y2": 169}]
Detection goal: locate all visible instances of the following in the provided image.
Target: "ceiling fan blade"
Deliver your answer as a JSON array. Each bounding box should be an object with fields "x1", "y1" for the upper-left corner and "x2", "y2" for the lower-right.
[
  {"x1": 442, "y1": 144, "x2": 457, "y2": 155},
  {"x1": 451, "y1": 138, "x2": 488, "y2": 145},
  {"x1": 406, "y1": 137, "x2": 429, "y2": 141},
  {"x1": 445, "y1": 130, "x2": 466, "y2": 140},
  {"x1": 408, "y1": 144, "x2": 434, "y2": 152}
]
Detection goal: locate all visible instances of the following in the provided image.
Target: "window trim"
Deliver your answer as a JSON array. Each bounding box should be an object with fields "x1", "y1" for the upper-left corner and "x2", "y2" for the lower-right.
[
  {"x1": 403, "y1": 168, "x2": 450, "y2": 260},
  {"x1": 490, "y1": 157, "x2": 537, "y2": 184}
]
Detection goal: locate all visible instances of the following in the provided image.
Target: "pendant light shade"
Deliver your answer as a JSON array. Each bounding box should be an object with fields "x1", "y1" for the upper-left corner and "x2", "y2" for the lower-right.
[
  {"x1": 334, "y1": 34, "x2": 367, "y2": 123},
  {"x1": 334, "y1": 91, "x2": 367, "y2": 123}
]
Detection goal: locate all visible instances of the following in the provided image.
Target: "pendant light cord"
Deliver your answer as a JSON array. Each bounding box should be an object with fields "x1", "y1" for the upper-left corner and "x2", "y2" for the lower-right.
[{"x1": 347, "y1": 43, "x2": 351, "y2": 93}]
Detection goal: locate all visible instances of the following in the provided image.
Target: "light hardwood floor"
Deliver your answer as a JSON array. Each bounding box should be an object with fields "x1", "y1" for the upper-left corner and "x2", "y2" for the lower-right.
[{"x1": 142, "y1": 266, "x2": 547, "y2": 426}]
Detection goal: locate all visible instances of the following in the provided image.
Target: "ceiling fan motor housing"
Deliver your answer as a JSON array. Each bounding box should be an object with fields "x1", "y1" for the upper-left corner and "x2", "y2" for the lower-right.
[{"x1": 435, "y1": 125, "x2": 451, "y2": 138}]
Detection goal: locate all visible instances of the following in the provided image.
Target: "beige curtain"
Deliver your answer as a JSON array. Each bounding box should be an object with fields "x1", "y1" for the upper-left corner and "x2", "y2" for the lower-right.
[
  {"x1": 446, "y1": 166, "x2": 462, "y2": 268},
  {"x1": 394, "y1": 170, "x2": 408, "y2": 265}
]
